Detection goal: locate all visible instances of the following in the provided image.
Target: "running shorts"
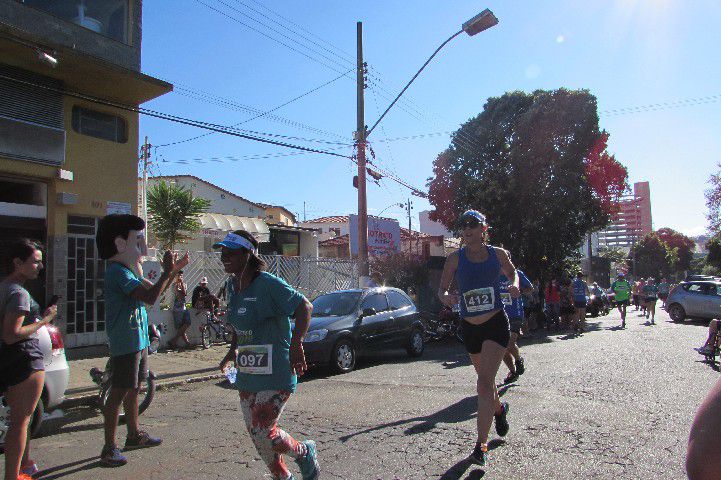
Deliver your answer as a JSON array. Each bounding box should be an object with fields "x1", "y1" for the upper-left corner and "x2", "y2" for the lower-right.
[
  {"x1": 460, "y1": 310, "x2": 510, "y2": 354},
  {"x1": 644, "y1": 297, "x2": 657, "y2": 303},
  {"x1": 574, "y1": 300, "x2": 587, "y2": 309},
  {"x1": 0, "y1": 340, "x2": 44, "y2": 393},
  {"x1": 615, "y1": 299, "x2": 630, "y2": 307}
]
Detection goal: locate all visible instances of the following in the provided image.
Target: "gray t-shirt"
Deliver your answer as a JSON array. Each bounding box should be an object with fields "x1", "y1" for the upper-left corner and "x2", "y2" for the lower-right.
[{"x1": 0, "y1": 278, "x2": 41, "y2": 351}]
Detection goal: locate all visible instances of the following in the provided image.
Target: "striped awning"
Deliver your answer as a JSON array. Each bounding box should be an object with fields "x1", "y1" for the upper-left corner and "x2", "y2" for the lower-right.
[{"x1": 198, "y1": 213, "x2": 270, "y2": 243}]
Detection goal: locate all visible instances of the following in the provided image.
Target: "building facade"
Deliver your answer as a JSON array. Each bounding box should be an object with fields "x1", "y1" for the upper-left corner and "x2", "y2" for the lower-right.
[
  {"x1": 597, "y1": 181, "x2": 653, "y2": 249},
  {"x1": 0, "y1": 0, "x2": 171, "y2": 347}
]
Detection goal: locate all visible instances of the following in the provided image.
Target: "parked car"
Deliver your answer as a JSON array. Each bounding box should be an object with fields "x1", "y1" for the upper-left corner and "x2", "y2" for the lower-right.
[
  {"x1": 666, "y1": 281, "x2": 721, "y2": 323},
  {"x1": 301, "y1": 287, "x2": 425, "y2": 374},
  {"x1": 0, "y1": 323, "x2": 69, "y2": 449}
]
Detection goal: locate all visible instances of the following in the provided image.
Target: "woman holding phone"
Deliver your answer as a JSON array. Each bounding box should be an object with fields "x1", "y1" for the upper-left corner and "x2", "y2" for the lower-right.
[{"x1": 1, "y1": 239, "x2": 57, "y2": 480}]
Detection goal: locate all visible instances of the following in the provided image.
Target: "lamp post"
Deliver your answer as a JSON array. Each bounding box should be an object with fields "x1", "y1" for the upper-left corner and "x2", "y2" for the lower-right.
[{"x1": 355, "y1": 9, "x2": 498, "y2": 284}]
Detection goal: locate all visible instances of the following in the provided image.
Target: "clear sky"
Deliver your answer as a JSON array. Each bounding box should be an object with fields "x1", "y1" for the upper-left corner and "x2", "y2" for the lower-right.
[{"x1": 139, "y1": 0, "x2": 721, "y2": 237}]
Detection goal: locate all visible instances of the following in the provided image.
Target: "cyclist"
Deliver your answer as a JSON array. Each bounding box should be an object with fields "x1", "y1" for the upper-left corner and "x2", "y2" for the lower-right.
[
  {"x1": 216, "y1": 230, "x2": 319, "y2": 480},
  {"x1": 438, "y1": 210, "x2": 519, "y2": 467},
  {"x1": 611, "y1": 273, "x2": 632, "y2": 328},
  {"x1": 696, "y1": 319, "x2": 721, "y2": 357}
]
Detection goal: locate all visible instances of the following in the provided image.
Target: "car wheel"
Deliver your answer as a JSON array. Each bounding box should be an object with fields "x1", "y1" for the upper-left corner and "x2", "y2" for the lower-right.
[
  {"x1": 668, "y1": 304, "x2": 686, "y2": 323},
  {"x1": 406, "y1": 328, "x2": 425, "y2": 357},
  {"x1": 331, "y1": 338, "x2": 356, "y2": 374}
]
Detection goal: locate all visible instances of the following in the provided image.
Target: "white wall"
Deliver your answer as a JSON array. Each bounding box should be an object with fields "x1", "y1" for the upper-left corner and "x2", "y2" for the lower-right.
[
  {"x1": 419, "y1": 210, "x2": 452, "y2": 237},
  {"x1": 299, "y1": 220, "x2": 348, "y2": 242},
  {"x1": 148, "y1": 176, "x2": 263, "y2": 218}
]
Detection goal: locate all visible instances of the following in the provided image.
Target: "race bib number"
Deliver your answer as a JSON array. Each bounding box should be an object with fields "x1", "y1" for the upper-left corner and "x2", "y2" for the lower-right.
[
  {"x1": 236, "y1": 344, "x2": 273, "y2": 375},
  {"x1": 463, "y1": 287, "x2": 495, "y2": 313},
  {"x1": 500, "y1": 292, "x2": 513, "y2": 306}
]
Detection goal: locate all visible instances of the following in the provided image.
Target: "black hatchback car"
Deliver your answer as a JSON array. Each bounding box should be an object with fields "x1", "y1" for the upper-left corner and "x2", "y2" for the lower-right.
[{"x1": 300, "y1": 287, "x2": 425, "y2": 374}]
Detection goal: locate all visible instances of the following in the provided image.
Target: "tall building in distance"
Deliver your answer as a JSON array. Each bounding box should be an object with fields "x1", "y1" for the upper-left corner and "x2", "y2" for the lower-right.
[{"x1": 597, "y1": 181, "x2": 653, "y2": 248}]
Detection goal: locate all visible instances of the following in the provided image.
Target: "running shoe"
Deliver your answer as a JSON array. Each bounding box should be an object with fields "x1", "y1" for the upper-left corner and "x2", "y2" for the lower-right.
[
  {"x1": 20, "y1": 462, "x2": 38, "y2": 476},
  {"x1": 516, "y1": 358, "x2": 525, "y2": 375},
  {"x1": 100, "y1": 444, "x2": 127, "y2": 467},
  {"x1": 696, "y1": 345, "x2": 714, "y2": 355},
  {"x1": 468, "y1": 442, "x2": 487, "y2": 466},
  {"x1": 503, "y1": 371, "x2": 519, "y2": 385},
  {"x1": 17, "y1": 474, "x2": 33, "y2": 480},
  {"x1": 495, "y1": 402, "x2": 510, "y2": 437},
  {"x1": 124, "y1": 430, "x2": 162, "y2": 450},
  {"x1": 295, "y1": 440, "x2": 320, "y2": 480}
]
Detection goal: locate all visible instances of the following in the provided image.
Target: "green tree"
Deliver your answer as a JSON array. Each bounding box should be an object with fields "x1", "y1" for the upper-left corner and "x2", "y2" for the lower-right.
[
  {"x1": 426, "y1": 89, "x2": 607, "y2": 280},
  {"x1": 630, "y1": 233, "x2": 671, "y2": 279},
  {"x1": 147, "y1": 180, "x2": 211, "y2": 250},
  {"x1": 706, "y1": 233, "x2": 721, "y2": 271},
  {"x1": 705, "y1": 162, "x2": 721, "y2": 233},
  {"x1": 599, "y1": 246, "x2": 630, "y2": 273}
]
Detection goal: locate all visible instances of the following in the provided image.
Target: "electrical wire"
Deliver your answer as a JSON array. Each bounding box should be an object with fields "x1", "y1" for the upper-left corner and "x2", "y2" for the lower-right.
[
  {"x1": 156, "y1": 68, "x2": 353, "y2": 148},
  {"x1": 0, "y1": 73, "x2": 352, "y2": 160}
]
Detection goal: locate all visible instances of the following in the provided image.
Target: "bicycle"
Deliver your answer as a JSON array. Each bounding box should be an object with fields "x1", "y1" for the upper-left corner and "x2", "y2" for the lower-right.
[{"x1": 199, "y1": 308, "x2": 234, "y2": 349}]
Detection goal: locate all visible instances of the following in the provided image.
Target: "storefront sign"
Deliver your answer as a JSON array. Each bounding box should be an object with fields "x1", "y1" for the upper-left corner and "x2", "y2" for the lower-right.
[{"x1": 349, "y1": 214, "x2": 400, "y2": 256}]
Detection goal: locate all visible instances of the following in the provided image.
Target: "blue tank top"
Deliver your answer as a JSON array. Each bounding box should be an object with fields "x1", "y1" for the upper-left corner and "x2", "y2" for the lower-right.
[{"x1": 455, "y1": 245, "x2": 504, "y2": 318}]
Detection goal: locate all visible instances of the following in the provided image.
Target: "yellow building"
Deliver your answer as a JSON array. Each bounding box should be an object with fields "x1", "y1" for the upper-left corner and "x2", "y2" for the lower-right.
[{"x1": 0, "y1": 1, "x2": 171, "y2": 347}]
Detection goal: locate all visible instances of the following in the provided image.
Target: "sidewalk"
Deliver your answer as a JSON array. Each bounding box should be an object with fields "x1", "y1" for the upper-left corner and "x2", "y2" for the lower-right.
[{"x1": 64, "y1": 344, "x2": 229, "y2": 405}]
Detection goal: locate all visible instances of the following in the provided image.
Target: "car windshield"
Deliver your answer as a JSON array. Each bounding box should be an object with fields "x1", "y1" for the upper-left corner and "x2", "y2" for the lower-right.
[{"x1": 311, "y1": 292, "x2": 362, "y2": 317}]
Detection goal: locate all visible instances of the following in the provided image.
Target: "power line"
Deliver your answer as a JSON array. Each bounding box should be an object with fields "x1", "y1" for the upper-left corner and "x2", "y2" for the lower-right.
[
  {"x1": 600, "y1": 94, "x2": 721, "y2": 117},
  {"x1": 0, "y1": 73, "x2": 351, "y2": 160},
  {"x1": 156, "y1": 68, "x2": 354, "y2": 148}
]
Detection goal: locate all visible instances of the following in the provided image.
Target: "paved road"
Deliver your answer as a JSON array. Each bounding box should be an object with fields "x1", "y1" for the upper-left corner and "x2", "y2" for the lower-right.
[{"x1": 20, "y1": 308, "x2": 719, "y2": 479}]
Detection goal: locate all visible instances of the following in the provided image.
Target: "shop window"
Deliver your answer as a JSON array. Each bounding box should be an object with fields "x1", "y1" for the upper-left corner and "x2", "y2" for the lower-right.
[{"x1": 72, "y1": 106, "x2": 127, "y2": 143}]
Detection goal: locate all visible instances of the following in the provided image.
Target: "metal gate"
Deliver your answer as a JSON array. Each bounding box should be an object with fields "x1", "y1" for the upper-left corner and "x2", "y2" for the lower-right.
[{"x1": 64, "y1": 216, "x2": 106, "y2": 348}]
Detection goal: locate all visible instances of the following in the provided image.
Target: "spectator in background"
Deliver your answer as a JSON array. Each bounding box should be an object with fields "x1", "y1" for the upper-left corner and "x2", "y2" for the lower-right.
[
  {"x1": 191, "y1": 277, "x2": 219, "y2": 312},
  {"x1": 657, "y1": 278, "x2": 670, "y2": 309},
  {"x1": 559, "y1": 277, "x2": 575, "y2": 330},
  {"x1": 544, "y1": 278, "x2": 561, "y2": 331},
  {"x1": 169, "y1": 271, "x2": 192, "y2": 349}
]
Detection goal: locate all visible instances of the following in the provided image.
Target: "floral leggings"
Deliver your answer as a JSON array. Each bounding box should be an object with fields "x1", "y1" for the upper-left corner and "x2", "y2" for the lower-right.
[{"x1": 239, "y1": 390, "x2": 307, "y2": 480}]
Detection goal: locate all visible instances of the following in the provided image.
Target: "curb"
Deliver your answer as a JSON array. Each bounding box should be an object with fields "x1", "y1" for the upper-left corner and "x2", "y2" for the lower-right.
[{"x1": 62, "y1": 372, "x2": 225, "y2": 408}]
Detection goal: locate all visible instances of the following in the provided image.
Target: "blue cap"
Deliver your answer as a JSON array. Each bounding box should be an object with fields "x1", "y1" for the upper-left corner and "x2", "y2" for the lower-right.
[
  {"x1": 460, "y1": 210, "x2": 487, "y2": 225},
  {"x1": 212, "y1": 232, "x2": 257, "y2": 253}
]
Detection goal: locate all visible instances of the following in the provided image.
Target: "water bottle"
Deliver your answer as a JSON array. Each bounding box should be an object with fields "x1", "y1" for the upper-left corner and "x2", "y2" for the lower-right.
[{"x1": 224, "y1": 366, "x2": 237, "y2": 384}]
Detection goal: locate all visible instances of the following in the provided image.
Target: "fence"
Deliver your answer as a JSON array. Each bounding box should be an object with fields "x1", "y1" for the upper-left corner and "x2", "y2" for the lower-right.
[{"x1": 174, "y1": 252, "x2": 359, "y2": 301}]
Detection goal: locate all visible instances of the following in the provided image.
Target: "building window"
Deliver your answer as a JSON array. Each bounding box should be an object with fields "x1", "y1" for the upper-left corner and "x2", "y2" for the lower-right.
[
  {"x1": 20, "y1": 1, "x2": 130, "y2": 44},
  {"x1": 330, "y1": 227, "x2": 341, "y2": 236},
  {"x1": 72, "y1": 106, "x2": 127, "y2": 143}
]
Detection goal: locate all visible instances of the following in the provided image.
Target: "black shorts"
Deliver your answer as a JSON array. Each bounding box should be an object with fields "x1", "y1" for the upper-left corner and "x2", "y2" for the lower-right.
[
  {"x1": 0, "y1": 340, "x2": 44, "y2": 393},
  {"x1": 460, "y1": 310, "x2": 510, "y2": 354},
  {"x1": 615, "y1": 299, "x2": 630, "y2": 307},
  {"x1": 644, "y1": 297, "x2": 657, "y2": 304},
  {"x1": 509, "y1": 316, "x2": 524, "y2": 334},
  {"x1": 574, "y1": 300, "x2": 587, "y2": 309},
  {"x1": 110, "y1": 348, "x2": 148, "y2": 389}
]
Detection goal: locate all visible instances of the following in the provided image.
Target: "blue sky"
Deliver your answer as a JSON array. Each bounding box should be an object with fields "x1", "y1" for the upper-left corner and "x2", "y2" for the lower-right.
[{"x1": 140, "y1": 0, "x2": 721, "y2": 237}]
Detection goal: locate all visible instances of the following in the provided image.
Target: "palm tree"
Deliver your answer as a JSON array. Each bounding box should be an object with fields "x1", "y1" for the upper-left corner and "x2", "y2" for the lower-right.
[{"x1": 147, "y1": 180, "x2": 211, "y2": 250}]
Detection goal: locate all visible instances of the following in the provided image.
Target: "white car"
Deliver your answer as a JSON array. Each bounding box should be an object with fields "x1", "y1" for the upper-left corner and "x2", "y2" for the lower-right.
[{"x1": 0, "y1": 323, "x2": 69, "y2": 448}]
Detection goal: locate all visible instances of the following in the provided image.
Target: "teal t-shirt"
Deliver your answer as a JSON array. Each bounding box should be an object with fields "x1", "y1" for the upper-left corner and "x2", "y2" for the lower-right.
[
  {"x1": 643, "y1": 284, "x2": 659, "y2": 299},
  {"x1": 104, "y1": 262, "x2": 149, "y2": 357},
  {"x1": 226, "y1": 272, "x2": 304, "y2": 393}
]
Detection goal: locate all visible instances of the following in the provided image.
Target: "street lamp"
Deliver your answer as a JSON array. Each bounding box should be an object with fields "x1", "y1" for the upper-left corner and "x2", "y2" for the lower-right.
[{"x1": 355, "y1": 9, "x2": 498, "y2": 283}]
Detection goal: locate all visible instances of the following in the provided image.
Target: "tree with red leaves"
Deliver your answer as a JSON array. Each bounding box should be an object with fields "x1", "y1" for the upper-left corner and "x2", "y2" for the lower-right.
[
  {"x1": 427, "y1": 150, "x2": 462, "y2": 228},
  {"x1": 584, "y1": 131, "x2": 629, "y2": 216},
  {"x1": 656, "y1": 227, "x2": 696, "y2": 272}
]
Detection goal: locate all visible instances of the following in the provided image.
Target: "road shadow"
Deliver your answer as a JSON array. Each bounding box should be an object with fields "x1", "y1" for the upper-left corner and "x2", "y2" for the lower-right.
[
  {"x1": 605, "y1": 325, "x2": 625, "y2": 331},
  {"x1": 35, "y1": 456, "x2": 103, "y2": 479},
  {"x1": 33, "y1": 404, "x2": 103, "y2": 438},
  {"x1": 339, "y1": 395, "x2": 478, "y2": 442},
  {"x1": 438, "y1": 440, "x2": 505, "y2": 479}
]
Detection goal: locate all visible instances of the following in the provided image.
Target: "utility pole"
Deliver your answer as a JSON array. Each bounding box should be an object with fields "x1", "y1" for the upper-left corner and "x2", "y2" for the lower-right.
[
  {"x1": 405, "y1": 198, "x2": 413, "y2": 233},
  {"x1": 356, "y1": 22, "x2": 369, "y2": 280},
  {"x1": 140, "y1": 136, "x2": 150, "y2": 226},
  {"x1": 303, "y1": 201, "x2": 306, "y2": 222}
]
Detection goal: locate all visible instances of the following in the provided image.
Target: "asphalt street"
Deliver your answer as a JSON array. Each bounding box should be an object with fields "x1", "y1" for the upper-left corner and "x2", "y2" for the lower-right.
[{"x1": 19, "y1": 307, "x2": 720, "y2": 480}]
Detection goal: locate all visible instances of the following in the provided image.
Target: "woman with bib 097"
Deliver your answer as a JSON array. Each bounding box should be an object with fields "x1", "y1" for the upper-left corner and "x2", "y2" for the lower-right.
[
  {"x1": 216, "y1": 230, "x2": 319, "y2": 480},
  {"x1": 438, "y1": 210, "x2": 520, "y2": 467}
]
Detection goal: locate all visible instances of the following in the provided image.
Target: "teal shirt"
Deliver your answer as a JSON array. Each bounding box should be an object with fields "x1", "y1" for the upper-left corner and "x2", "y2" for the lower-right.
[
  {"x1": 226, "y1": 272, "x2": 304, "y2": 393},
  {"x1": 642, "y1": 284, "x2": 659, "y2": 299},
  {"x1": 104, "y1": 262, "x2": 149, "y2": 357}
]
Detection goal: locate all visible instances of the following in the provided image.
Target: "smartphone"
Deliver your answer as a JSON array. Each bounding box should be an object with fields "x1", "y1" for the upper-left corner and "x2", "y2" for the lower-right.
[{"x1": 45, "y1": 295, "x2": 60, "y2": 310}]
